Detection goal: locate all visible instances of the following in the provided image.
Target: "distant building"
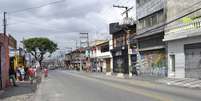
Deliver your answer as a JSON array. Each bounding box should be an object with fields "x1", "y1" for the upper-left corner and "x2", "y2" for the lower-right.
[
  {"x1": 92, "y1": 40, "x2": 112, "y2": 74},
  {"x1": 87, "y1": 40, "x2": 110, "y2": 72},
  {"x1": 64, "y1": 48, "x2": 85, "y2": 71}
]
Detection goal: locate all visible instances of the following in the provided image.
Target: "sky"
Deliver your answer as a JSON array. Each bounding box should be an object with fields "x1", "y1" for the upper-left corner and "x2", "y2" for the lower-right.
[{"x1": 0, "y1": 0, "x2": 136, "y2": 49}]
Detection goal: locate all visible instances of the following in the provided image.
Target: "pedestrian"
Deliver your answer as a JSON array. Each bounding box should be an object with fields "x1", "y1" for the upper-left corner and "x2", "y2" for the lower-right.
[
  {"x1": 33, "y1": 67, "x2": 37, "y2": 77},
  {"x1": 44, "y1": 67, "x2": 48, "y2": 78},
  {"x1": 16, "y1": 67, "x2": 21, "y2": 81},
  {"x1": 24, "y1": 67, "x2": 29, "y2": 80},
  {"x1": 19, "y1": 66, "x2": 25, "y2": 81},
  {"x1": 28, "y1": 67, "x2": 35, "y2": 84},
  {"x1": 9, "y1": 67, "x2": 17, "y2": 86}
]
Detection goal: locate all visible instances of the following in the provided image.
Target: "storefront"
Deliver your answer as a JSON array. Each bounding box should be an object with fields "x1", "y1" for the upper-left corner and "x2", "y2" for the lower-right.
[
  {"x1": 111, "y1": 45, "x2": 129, "y2": 74},
  {"x1": 167, "y1": 36, "x2": 201, "y2": 79},
  {"x1": 137, "y1": 33, "x2": 167, "y2": 77}
]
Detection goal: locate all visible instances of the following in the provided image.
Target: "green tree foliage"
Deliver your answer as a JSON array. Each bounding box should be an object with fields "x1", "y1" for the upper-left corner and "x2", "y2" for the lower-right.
[{"x1": 23, "y1": 37, "x2": 57, "y2": 66}]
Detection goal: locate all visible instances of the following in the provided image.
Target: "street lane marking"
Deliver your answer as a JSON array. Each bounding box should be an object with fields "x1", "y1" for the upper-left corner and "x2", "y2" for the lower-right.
[{"x1": 66, "y1": 72, "x2": 172, "y2": 101}]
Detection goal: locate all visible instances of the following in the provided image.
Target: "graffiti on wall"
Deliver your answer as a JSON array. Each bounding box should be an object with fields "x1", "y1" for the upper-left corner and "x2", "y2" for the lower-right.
[{"x1": 140, "y1": 50, "x2": 167, "y2": 76}]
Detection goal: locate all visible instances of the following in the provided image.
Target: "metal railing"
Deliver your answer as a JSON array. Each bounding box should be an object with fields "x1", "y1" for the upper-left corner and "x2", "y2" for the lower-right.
[{"x1": 166, "y1": 18, "x2": 201, "y2": 35}]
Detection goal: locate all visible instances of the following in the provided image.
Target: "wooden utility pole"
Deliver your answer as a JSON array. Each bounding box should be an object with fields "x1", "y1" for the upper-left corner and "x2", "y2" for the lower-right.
[{"x1": 113, "y1": 5, "x2": 133, "y2": 18}]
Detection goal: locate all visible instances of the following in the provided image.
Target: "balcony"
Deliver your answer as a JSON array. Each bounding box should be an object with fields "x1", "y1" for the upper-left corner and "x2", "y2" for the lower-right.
[{"x1": 164, "y1": 18, "x2": 201, "y2": 41}]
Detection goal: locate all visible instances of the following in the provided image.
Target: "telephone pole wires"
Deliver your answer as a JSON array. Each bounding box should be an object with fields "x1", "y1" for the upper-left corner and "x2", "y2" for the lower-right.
[{"x1": 113, "y1": 5, "x2": 133, "y2": 18}]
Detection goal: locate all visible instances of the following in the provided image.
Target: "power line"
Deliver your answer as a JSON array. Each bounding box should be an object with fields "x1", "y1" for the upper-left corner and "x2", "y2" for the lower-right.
[
  {"x1": 113, "y1": 5, "x2": 133, "y2": 18},
  {"x1": 7, "y1": 16, "x2": 54, "y2": 27},
  {"x1": 7, "y1": 18, "x2": 67, "y2": 33},
  {"x1": 8, "y1": 0, "x2": 66, "y2": 14}
]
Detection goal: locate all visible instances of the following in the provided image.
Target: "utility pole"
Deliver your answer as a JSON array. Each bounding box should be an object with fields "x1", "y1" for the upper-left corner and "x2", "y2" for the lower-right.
[
  {"x1": 113, "y1": 5, "x2": 133, "y2": 18},
  {"x1": 3, "y1": 12, "x2": 7, "y2": 39},
  {"x1": 79, "y1": 33, "x2": 89, "y2": 71}
]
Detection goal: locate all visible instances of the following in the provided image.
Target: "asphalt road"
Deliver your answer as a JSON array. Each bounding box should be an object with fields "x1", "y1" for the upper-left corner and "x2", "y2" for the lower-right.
[{"x1": 33, "y1": 70, "x2": 201, "y2": 101}]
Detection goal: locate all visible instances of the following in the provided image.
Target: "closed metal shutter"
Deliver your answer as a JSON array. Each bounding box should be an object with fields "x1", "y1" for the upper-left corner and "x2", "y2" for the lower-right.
[{"x1": 185, "y1": 43, "x2": 201, "y2": 79}]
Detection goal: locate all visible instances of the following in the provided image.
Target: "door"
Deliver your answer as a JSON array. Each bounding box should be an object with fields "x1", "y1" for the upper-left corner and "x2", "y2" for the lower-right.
[
  {"x1": 185, "y1": 43, "x2": 201, "y2": 79},
  {"x1": 106, "y1": 58, "x2": 111, "y2": 72},
  {"x1": 170, "y1": 55, "x2": 175, "y2": 72}
]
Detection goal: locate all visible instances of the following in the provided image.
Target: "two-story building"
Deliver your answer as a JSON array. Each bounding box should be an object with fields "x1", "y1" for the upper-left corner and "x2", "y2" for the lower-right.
[
  {"x1": 164, "y1": 0, "x2": 201, "y2": 79},
  {"x1": 86, "y1": 40, "x2": 112, "y2": 73},
  {"x1": 94, "y1": 40, "x2": 112, "y2": 74},
  {"x1": 67, "y1": 48, "x2": 85, "y2": 71},
  {"x1": 132, "y1": 0, "x2": 167, "y2": 77}
]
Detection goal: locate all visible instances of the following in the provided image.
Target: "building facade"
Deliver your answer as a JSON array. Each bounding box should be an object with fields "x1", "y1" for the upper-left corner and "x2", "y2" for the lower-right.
[
  {"x1": 110, "y1": 23, "x2": 136, "y2": 77},
  {"x1": 94, "y1": 40, "x2": 112, "y2": 73},
  {"x1": 0, "y1": 34, "x2": 17, "y2": 89},
  {"x1": 133, "y1": 0, "x2": 167, "y2": 77},
  {"x1": 164, "y1": 0, "x2": 201, "y2": 79},
  {"x1": 65, "y1": 48, "x2": 85, "y2": 71},
  {"x1": 85, "y1": 40, "x2": 112, "y2": 73}
]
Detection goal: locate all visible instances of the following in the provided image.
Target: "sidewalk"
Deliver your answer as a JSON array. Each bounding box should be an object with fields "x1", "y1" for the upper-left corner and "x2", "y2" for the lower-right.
[
  {"x1": 71, "y1": 71, "x2": 201, "y2": 89},
  {"x1": 0, "y1": 81, "x2": 37, "y2": 101},
  {"x1": 157, "y1": 78, "x2": 201, "y2": 88}
]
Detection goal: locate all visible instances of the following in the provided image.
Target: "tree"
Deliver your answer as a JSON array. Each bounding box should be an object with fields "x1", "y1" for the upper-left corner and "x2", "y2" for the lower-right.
[{"x1": 23, "y1": 37, "x2": 57, "y2": 67}]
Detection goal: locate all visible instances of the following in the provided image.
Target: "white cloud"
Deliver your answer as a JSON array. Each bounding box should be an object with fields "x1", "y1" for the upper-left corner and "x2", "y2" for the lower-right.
[{"x1": 0, "y1": 0, "x2": 135, "y2": 49}]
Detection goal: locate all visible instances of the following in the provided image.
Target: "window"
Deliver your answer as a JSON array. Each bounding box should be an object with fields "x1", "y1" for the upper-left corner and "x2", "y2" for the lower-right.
[
  {"x1": 114, "y1": 34, "x2": 125, "y2": 48},
  {"x1": 101, "y1": 45, "x2": 109, "y2": 53},
  {"x1": 137, "y1": 10, "x2": 164, "y2": 30}
]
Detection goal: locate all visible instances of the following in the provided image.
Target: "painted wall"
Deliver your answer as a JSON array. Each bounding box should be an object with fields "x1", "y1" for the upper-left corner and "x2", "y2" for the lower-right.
[
  {"x1": 168, "y1": 35, "x2": 201, "y2": 78},
  {"x1": 140, "y1": 49, "x2": 167, "y2": 76}
]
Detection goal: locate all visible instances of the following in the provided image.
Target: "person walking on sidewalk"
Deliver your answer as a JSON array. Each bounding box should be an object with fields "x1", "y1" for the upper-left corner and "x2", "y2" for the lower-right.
[
  {"x1": 16, "y1": 67, "x2": 21, "y2": 81},
  {"x1": 28, "y1": 67, "x2": 35, "y2": 84},
  {"x1": 9, "y1": 67, "x2": 17, "y2": 86},
  {"x1": 19, "y1": 66, "x2": 25, "y2": 81},
  {"x1": 43, "y1": 67, "x2": 48, "y2": 78}
]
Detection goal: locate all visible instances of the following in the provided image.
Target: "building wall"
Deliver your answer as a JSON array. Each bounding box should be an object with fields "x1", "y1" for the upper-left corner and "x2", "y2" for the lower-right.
[
  {"x1": 0, "y1": 34, "x2": 9, "y2": 89},
  {"x1": 167, "y1": 35, "x2": 201, "y2": 78},
  {"x1": 166, "y1": 0, "x2": 201, "y2": 26},
  {"x1": 165, "y1": 0, "x2": 201, "y2": 41},
  {"x1": 136, "y1": 0, "x2": 165, "y2": 19},
  {"x1": 165, "y1": 0, "x2": 201, "y2": 79},
  {"x1": 93, "y1": 41, "x2": 112, "y2": 73}
]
